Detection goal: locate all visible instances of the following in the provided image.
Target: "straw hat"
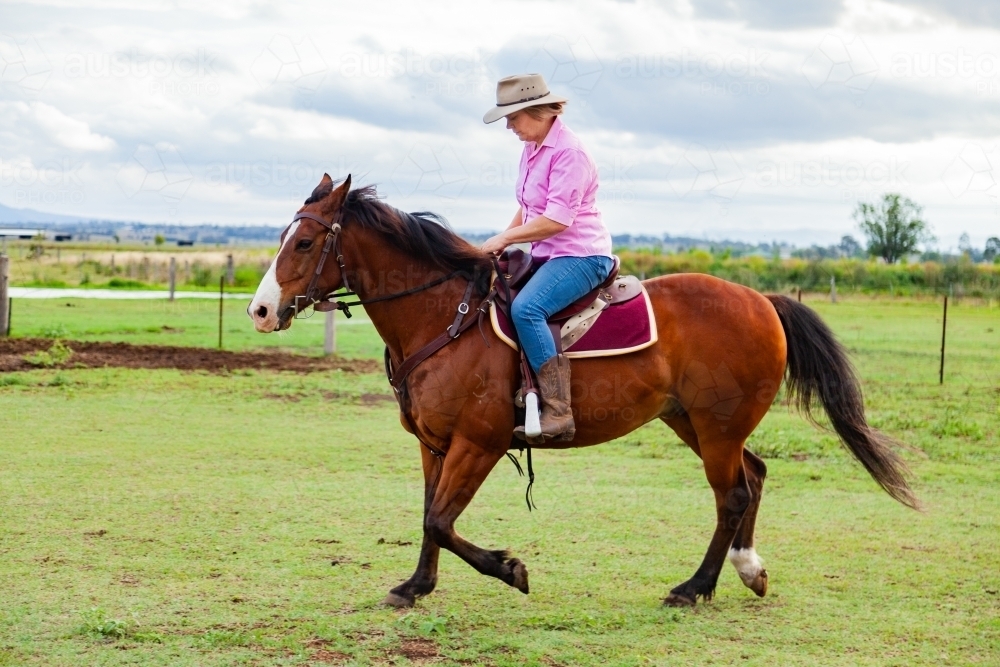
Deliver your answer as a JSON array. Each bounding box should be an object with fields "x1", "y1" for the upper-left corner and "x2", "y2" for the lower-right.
[{"x1": 482, "y1": 73, "x2": 568, "y2": 124}]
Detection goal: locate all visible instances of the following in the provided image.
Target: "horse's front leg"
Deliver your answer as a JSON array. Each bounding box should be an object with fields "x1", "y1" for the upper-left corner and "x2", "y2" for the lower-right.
[
  {"x1": 384, "y1": 444, "x2": 444, "y2": 608},
  {"x1": 423, "y1": 437, "x2": 529, "y2": 593}
]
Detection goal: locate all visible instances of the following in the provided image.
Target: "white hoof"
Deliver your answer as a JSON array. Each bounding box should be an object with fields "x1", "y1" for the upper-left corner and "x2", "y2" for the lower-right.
[{"x1": 728, "y1": 547, "x2": 765, "y2": 588}]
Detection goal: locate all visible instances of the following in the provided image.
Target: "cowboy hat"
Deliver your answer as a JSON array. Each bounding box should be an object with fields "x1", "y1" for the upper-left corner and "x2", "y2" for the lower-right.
[{"x1": 483, "y1": 73, "x2": 568, "y2": 124}]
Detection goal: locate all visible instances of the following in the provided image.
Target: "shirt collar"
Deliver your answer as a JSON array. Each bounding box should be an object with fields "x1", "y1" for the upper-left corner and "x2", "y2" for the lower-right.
[{"x1": 528, "y1": 116, "x2": 564, "y2": 157}]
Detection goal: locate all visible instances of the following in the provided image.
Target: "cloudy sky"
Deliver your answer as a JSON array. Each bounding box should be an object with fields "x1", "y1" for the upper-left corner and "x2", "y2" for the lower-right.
[{"x1": 1, "y1": 0, "x2": 998, "y2": 249}]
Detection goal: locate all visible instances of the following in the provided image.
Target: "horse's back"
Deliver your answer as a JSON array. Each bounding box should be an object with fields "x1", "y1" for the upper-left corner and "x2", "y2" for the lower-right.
[{"x1": 643, "y1": 273, "x2": 787, "y2": 417}]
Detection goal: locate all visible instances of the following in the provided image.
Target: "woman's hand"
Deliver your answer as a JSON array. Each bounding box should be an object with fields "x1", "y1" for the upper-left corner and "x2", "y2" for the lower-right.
[{"x1": 481, "y1": 232, "x2": 509, "y2": 255}]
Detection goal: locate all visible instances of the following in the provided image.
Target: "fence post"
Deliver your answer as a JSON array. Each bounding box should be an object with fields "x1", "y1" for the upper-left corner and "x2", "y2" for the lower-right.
[
  {"x1": 324, "y1": 310, "x2": 336, "y2": 356},
  {"x1": 0, "y1": 254, "x2": 9, "y2": 338},
  {"x1": 830, "y1": 276, "x2": 836, "y2": 303},
  {"x1": 169, "y1": 257, "x2": 176, "y2": 302},
  {"x1": 226, "y1": 254, "x2": 234, "y2": 286},
  {"x1": 939, "y1": 295, "x2": 948, "y2": 385},
  {"x1": 218, "y1": 276, "x2": 224, "y2": 350},
  {"x1": 797, "y1": 288, "x2": 802, "y2": 303}
]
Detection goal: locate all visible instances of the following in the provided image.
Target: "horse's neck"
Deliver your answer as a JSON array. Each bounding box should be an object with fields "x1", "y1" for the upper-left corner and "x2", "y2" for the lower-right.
[{"x1": 343, "y1": 229, "x2": 472, "y2": 360}]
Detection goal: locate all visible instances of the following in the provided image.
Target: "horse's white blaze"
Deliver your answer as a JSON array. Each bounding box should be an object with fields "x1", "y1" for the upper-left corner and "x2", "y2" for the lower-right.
[
  {"x1": 250, "y1": 221, "x2": 298, "y2": 332},
  {"x1": 728, "y1": 547, "x2": 763, "y2": 586}
]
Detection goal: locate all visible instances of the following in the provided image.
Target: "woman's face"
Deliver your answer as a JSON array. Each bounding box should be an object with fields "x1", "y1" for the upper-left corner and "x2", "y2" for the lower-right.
[{"x1": 505, "y1": 110, "x2": 551, "y2": 144}]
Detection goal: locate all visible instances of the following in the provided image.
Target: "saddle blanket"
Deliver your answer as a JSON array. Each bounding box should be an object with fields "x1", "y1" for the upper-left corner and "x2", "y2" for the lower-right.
[{"x1": 490, "y1": 281, "x2": 658, "y2": 358}]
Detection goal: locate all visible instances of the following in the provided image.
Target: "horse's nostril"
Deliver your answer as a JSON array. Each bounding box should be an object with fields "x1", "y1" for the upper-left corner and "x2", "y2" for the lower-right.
[{"x1": 256, "y1": 305, "x2": 268, "y2": 318}]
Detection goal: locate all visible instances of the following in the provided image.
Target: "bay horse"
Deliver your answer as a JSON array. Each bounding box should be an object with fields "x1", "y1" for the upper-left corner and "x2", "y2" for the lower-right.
[{"x1": 249, "y1": 174, "x2": 917, "y2": 608}]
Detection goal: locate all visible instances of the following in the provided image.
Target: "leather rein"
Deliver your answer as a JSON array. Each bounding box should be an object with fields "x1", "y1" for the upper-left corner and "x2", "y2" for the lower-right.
[
  {"x1": 286, "y1": 206, "x2": 535, "y2": 502},
  {"x1": 287, "y1": 209, "x2": 462, "y2": 320},
  {"x1": 286, "y1": 208, "x2": 505, "y2": 457}
]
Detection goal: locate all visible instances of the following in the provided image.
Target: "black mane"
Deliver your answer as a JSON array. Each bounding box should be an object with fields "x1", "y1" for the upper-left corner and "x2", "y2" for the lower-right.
[{"x1": 305, "y1": 183, "x2": 490, "y2": 275}]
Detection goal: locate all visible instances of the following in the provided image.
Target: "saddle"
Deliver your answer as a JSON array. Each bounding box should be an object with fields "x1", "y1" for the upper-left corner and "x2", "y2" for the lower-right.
[{"x1": 493, "y1": 249, "x2": 643, "y2": 353}]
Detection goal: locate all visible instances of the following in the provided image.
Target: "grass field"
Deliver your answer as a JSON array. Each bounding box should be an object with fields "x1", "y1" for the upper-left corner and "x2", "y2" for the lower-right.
[{"x1": 1, "y1": 297, "x2": 998, "y2": 665}]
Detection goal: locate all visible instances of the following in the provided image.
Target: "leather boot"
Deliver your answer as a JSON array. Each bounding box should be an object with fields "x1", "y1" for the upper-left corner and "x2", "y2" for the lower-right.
[{"x1": 514, "y1": 354, "x2": 575, "y2": 444}]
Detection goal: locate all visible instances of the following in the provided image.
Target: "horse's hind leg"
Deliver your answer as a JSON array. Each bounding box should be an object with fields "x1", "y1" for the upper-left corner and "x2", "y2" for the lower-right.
[
  {"x1": 384, "y1": 445, "x2": 444, "y2": 608},
  {"x1": 664, "y1": 436, "x2": 751, "y2": 607},
  {"x1": 729, "y1": 448, "x2": 769, "y2": 597},
  {"x1": 661, "y1": 417, "x2": 768, "y2": 599},
  {"x1": 423, "y1": 437, "x2": 529, "y2": 593}
]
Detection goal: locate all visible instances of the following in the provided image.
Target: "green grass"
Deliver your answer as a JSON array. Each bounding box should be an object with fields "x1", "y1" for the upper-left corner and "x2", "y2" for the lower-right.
[{"x1": 0, "y1": 297, "x2": 998, "y2": 665}]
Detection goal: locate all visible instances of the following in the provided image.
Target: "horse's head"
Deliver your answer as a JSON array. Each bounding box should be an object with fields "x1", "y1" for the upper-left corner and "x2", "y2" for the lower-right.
[{"x1": 249, "y1": 173, "x2": 351, "y2": 333}]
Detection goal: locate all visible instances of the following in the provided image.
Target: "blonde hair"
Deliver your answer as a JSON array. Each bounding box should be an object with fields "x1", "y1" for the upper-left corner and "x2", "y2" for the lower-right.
[{"x1": 520, "y1": 101, "x2": 566, "y2": 121}]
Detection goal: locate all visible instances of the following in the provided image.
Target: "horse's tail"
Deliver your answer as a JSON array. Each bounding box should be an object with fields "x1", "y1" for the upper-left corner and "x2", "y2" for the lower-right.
[{"x1": 766, "y1": 295, "x2": 920, "y2": 509}]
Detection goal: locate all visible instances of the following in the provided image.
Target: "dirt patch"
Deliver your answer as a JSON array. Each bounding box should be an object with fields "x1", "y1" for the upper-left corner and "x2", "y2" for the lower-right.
[
  {"x1": 0, "y1": 338, "x2": 380, "y2": 374},
  {"x1": 311, "y1": 648, "x2": 350, "y2": 664},
  {"x1": 396, "y1": 638, "x2": 439, "y2": 663}
]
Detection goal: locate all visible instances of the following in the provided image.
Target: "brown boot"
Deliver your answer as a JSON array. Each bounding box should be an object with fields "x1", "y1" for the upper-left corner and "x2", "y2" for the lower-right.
[{"x1": 514, "y1": 355, "x2": 575, "y2": 443}]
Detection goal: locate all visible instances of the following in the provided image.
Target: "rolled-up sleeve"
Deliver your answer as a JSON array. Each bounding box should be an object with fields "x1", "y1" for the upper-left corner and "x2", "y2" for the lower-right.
[{"x1": 542, "y1": 149, "x2": 591, "y2": 226}]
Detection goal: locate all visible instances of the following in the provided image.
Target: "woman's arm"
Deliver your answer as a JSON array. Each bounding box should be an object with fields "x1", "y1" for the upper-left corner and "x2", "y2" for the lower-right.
[
  {"x1": 481, "y1": 214, "x2": 565, "y2": 254},
  {"x1": 506, "y1": 207, "x2": 524, "y2": 229}
]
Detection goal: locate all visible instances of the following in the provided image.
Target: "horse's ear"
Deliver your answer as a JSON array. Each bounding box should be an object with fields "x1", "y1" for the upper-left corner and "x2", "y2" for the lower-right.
[
  {"x1": 320, "y1": 174, "x2": 351, "y2": 216},
  {"x1": 309, "y1": 173, "x2": 335, "y2": 203}
]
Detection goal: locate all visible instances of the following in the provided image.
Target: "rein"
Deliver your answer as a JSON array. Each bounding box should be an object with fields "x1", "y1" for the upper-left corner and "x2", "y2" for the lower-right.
[
  {"x1": 288, "y1": 206, "x2": 534, "y2": 506},
  {"x1": 288, "y1": 209, "x2": 459, "y2": 320}
]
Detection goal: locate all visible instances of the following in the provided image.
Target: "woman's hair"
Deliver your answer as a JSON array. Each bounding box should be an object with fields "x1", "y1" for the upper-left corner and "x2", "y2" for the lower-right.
[{"x1": 520, "y1": 101, "x2": 566, "y2": 121}]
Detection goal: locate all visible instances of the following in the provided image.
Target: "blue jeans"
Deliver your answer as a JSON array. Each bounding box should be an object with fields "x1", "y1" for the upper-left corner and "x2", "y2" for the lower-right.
[{"x1": 511, "y1": 255, "x2": 615, "y2": 373}]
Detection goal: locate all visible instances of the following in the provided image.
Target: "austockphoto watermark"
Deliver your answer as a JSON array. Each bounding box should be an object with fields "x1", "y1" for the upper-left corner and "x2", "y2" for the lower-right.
[
  {"x1": 64, "y1": 48, "x2": 220, "y2": 95},
  {"x1": 338, "y1": 50, "x2": 491, "y2": 78},
  {"x1": 337, "y1": 49, "x2": 493, "y2": 96},
  {"x1": 1, "y1": 158, "x2": 86, "y2": 205},
  {"x1": 614, "y1": 50, "x2": 768, "y2": 80},
  {"x1": 479, "y1": 156, "x2": 637, "y2": 191},
  {"x1": 202, "y1": 158, "x2": 358, "y2": 203},
  {"x1": 890, "y1": 49, "x2": 999, "y2": 80},
  {"x1": 203, "y1": 160, "x2": 327, "y2": 188},
  {"x1": 754, "y1": 157, "x2": 910, "y2": 189}
]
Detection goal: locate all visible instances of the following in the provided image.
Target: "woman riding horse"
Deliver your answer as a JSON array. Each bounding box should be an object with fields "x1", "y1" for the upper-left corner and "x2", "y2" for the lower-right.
[{"x1": 481, "y1": 73, "x2": 615, "y2": 443}]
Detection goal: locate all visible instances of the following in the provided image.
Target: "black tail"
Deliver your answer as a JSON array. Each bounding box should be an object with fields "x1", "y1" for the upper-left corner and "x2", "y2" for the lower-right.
[{"x1": 767, "y1": 295, "x2": 919, "y2": 509}]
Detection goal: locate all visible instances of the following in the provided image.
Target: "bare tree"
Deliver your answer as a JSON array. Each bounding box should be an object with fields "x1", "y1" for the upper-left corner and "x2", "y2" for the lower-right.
[{"x1": 853, "y1": 194, "x2": 934, "y2": 264}]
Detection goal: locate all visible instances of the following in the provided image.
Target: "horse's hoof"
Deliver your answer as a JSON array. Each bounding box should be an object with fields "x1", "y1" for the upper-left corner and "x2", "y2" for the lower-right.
[
  {"x1": 663, "y1": 592, "x2": 696, "y2": 607},
  {"x1": 508, "y1": 558, "x2": 529, "y2": 594},
  {"x1": 750, "y1": 569, "x2": 768, "y2": 597},
  {"x1": 382, "y1": 592, "x2": 415, "y2": 608}
]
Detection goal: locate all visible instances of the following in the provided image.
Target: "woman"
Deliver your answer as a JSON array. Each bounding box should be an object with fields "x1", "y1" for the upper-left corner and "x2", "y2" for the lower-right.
[{"x1": 481, "y1": 73, "x2": 614, "y2": 442}]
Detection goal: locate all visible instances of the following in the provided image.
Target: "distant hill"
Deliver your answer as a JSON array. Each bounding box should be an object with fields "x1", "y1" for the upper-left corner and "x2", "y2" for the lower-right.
[{"x1": 0, "y1": 202, "x2": 96, "y2": 225}]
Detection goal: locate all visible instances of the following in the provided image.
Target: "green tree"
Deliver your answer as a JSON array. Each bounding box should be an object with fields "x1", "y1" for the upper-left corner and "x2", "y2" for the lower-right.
[
  {"x1": 154, "y1": 234, "x2": 165, "y2": 246},
  {"x1": 853, "y1": 193, "x2": 933, "y2": 264},
  {"x1": 984, "y1": 237, "x2": 1000, "y2": 262}
]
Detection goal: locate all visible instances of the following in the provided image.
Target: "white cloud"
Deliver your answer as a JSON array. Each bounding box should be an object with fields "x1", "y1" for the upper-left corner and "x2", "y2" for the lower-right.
[
  {"x1": 28, "y1": 101, "x2": 116, "y2": 151},
  {"x1": 0, "y1": 0, "x2": 997, "y2": 246}
]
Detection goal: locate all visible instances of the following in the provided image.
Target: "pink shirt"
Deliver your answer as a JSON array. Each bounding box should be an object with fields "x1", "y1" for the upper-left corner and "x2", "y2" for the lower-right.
[{"x1": 516, "y1": 117, "x2": 612, "y2": 260}]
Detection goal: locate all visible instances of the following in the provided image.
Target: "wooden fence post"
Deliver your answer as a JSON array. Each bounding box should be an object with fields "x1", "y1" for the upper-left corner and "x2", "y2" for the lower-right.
[
  {"x1": 939, "y1": 295, "x2": 948, "y2": 385},
  {"x1": 0, "y1": 254, "x2": 9, "y2": 338},
  {"x1": 218, "y1": 276, "x2": 224, "y2": 350},
  {"x1": 830, "y1": 276, "x2": 836, "y2": 303},
  {"x1": 169, "y1": 257, "x2": 176, "y2": 302},
  {"x1": 324, "y1": 310, "x2": 336, "y2": 356},
  {"x1": 226, "y1": 254, "x2": 234, "y2": 286}
]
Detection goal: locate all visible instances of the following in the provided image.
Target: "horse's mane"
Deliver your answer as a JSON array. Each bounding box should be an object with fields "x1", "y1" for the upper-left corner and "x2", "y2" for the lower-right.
[{"x1": 305, "y1": 181, "x2": 491, "y2": 275}]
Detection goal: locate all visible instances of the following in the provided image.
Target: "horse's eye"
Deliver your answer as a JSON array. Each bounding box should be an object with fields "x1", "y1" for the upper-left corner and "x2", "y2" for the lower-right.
[{"x1": 296, "y1": 239, "x2": 313, "y2": 251}]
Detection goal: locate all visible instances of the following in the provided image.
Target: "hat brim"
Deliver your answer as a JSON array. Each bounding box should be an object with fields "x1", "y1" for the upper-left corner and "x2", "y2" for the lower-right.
[{"x1": 483, "y1": 92, "x2": 568, "y2": 124}]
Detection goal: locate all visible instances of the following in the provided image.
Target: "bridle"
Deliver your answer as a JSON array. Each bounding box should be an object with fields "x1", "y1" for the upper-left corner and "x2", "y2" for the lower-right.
[
  {"x1": 286, "y1": 209, "x2": 349, "y2": 319},
  {"x1": 283, "y1": 208, "x2": 461, "y2": 321}
]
